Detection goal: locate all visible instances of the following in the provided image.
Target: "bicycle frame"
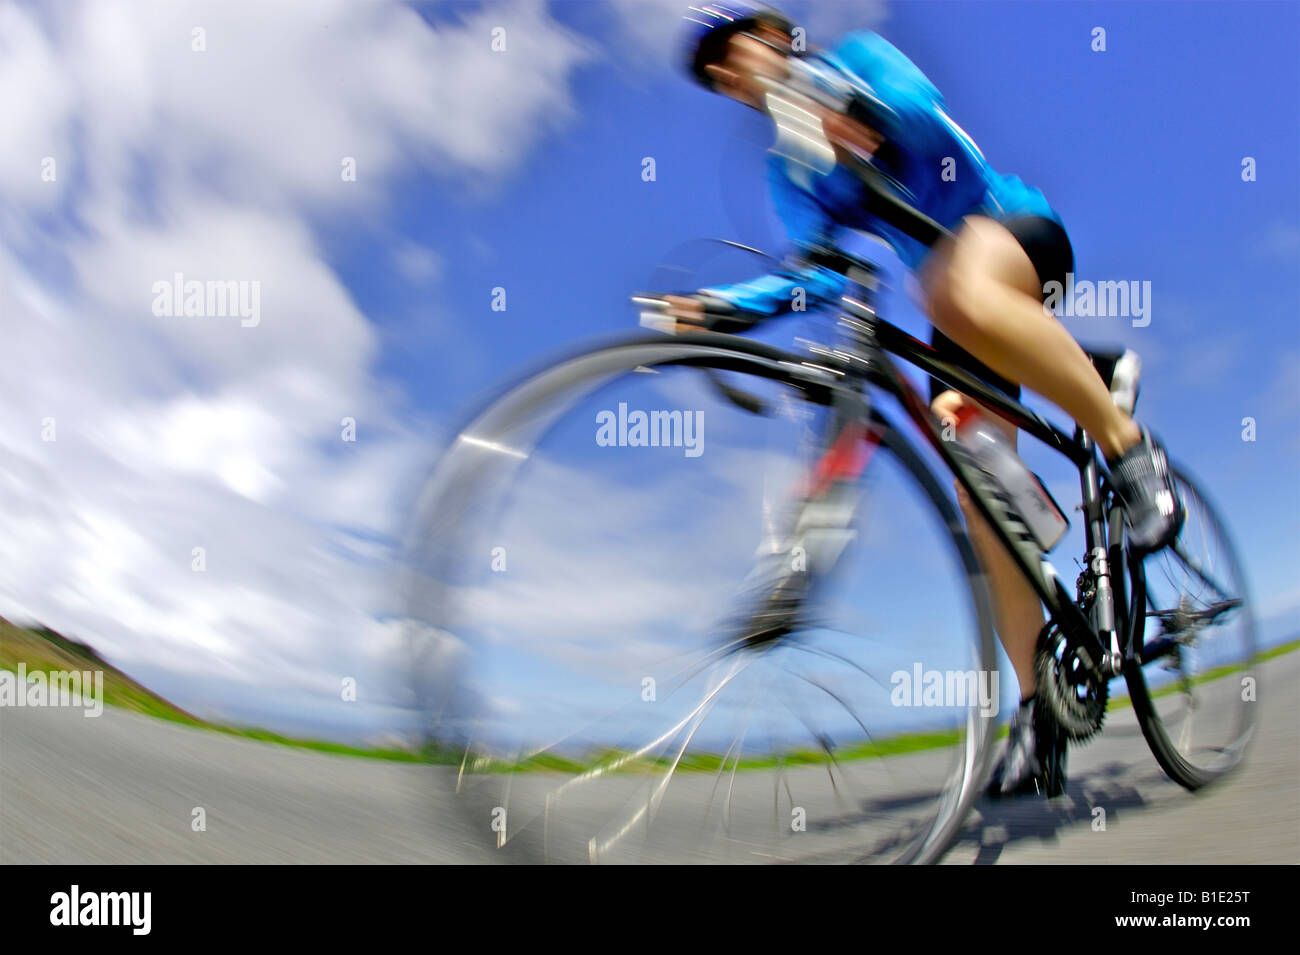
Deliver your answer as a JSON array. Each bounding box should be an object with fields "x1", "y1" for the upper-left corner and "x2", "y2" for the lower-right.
[
  {"x1": 713, "y1": 70, "x2": 1129, "y2": 680},
  {"x1": 789, "y1": 264, "x2": 1128, "y2": 683}
]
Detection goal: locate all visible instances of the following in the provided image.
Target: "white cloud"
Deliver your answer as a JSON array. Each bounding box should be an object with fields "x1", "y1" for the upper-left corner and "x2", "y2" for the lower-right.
[
  {"x1": 0, "y1": 0, "x2": 912, "y2": 743},
  {"x1": 0, "y1": 0, "x2": 592, "y2": 730},
  {"x1": 605, "y1": 0, "x2": 694, "y2": 71},
  {"x1": 1253, "y1": 219, "x2": 1300, "y2": 261},
  {"x1": 393, "y1": 241, "x2": 444, "y2": 285},
  {"x1": 1, "y1": 0, "x2": 592, "y2": 213}
]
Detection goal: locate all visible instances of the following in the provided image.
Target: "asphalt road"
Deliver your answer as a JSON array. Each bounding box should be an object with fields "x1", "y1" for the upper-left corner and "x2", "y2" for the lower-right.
[{"x1": 2, "y1": 651, "x2": 1296, "y2": 864}]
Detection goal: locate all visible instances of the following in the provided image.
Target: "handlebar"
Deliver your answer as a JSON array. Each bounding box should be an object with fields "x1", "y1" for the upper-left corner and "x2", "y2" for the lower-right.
[
  {"x1": 630, "y1": 242, "x2": 883, "y2": 333},
  {"x1": 632, "y1": 292, "x2": 738, "y2": 333}
]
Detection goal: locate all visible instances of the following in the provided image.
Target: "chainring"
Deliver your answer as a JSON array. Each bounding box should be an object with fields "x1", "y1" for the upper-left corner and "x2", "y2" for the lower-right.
[{"x1": 1035, "y1": 624, "x2": 1108, "y2": 741}]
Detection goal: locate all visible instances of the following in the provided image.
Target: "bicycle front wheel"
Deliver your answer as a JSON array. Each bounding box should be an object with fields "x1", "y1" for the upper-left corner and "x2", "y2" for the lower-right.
[
  {"x1": 1118, "y1": 466, "x2": 1259, "y2": 789},
  {"x1": 404, "y1": 332, "x2": 998, "y2": 863}
]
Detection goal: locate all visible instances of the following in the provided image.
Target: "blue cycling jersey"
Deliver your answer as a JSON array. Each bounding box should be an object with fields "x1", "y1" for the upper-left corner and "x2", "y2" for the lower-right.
[{"x1": 700, "y1": 30, "x2": 1062, "y2": 318}]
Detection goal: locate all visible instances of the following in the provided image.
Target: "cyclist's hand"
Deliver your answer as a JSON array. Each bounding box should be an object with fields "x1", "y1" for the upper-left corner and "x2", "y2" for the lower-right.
[
  {"x1": 661, "y1": 294, "x2": 710, "y2": 333},
  {"x1": 634, "y1": 292, "x2": 748, "y2": 335},
  {"x1": 821, "y1": 109, "x2": 882, "y2": 163}
]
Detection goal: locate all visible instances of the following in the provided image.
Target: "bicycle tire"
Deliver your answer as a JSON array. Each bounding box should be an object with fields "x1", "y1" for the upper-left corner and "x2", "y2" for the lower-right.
[
  {"x1": 1117, "y1": 465, "x2": 1259, "y2": 790},
  {"x1": 404, "y1": 331, "x2": 999, "y2": 864}
]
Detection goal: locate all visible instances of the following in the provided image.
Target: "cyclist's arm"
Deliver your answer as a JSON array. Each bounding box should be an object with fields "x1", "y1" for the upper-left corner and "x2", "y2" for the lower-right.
[
  {"x1": 685, "y1": 86, "x2": 959, "y2": 331},
  {"x1": 688, "y1": 161, "x2": 849, "y2": 330}
]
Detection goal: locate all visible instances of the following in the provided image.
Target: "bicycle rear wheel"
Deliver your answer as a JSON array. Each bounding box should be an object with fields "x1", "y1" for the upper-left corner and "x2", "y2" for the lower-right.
[
  {"x1": 404, "y1": 333, "x2": 998, "y2": 863},
  {"x1": 1117, "y1": 466, "x2": 1258, "y2": 789}
]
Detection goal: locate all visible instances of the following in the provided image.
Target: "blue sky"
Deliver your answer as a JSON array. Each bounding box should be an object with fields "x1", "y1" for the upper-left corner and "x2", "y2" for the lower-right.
[{"x1": 1, "y1": 0, "x2": 1295, "y2": 744}]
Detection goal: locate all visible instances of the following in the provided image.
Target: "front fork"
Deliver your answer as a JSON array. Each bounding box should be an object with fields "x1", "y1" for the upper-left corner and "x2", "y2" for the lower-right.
[
  {"x1": 732, "y1": 388, "x2": 876, "y2": 648},
  {"x1": 1076, "y1": 429, "x2": 1125, "y2": 678},
  {"x1": 784, "y1": 387, "x2": 878, "y2": 578}
]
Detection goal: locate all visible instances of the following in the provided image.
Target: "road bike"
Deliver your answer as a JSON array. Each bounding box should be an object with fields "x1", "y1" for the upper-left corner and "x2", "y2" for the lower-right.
[{"x1": 404, "y1": 147, "x2": 1257, "y2": 868}]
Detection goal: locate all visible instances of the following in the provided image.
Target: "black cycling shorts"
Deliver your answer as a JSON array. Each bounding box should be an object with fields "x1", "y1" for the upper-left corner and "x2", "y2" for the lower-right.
[{"x1": 928, "y1": 215, "x2": 1074, "y2": 403}]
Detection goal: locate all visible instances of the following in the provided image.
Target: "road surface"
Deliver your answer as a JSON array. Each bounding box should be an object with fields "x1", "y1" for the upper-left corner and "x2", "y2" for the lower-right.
[{"x1": 2, "y1": 652, "x2": 1296, "y2": 864}]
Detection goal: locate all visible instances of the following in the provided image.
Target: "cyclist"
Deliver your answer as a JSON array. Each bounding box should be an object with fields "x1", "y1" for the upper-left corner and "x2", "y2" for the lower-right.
[{"x1": 670, "y1": 2, "x2": 1184, "y2": 798}]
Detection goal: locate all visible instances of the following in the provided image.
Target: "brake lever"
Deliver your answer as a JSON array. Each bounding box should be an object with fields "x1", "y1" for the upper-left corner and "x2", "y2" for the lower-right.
[
  {"x1": 629, "y1": 294, "x2": 770, "y2": 415},
  {"x1": 631, "y1": 294, "x2": 676, "y2": 333}
]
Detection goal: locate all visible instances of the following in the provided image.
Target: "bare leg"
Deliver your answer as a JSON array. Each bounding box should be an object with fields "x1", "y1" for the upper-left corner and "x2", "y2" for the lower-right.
[
  {"x1": 932, "y1": 390, "x2": 1044, "y2": 699},
  {"x1": 922, "y1": 216, "x2": 1140, "y2": 461}
]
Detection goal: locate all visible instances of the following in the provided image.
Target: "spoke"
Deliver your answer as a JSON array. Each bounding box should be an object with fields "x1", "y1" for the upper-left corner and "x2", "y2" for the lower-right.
[
  {"x1": 584, "y1": 653, "x2": 754, "y2": 861},
  {"x1": 763, "y1": 688, "x2": 792, "y2": 825},
  {"x1": 783, "y1": 640, "x2": 892, "y2": 695},
  {"x1": 553, "y1": 653, "x2": 752, "y2": 799},
  {"x1": 786, "y1": 668, "x2": 880, "y2": 749},
  {"x1": 703, "y1": 664, "x2": 773, "y2": 829},
  {"x1": 1169, "y1": 539, "x2": 1233, "y2": 603},
  {"x1": 471, "y1": 632, "x2": 757, "y2": 786},
  {"x1": 781, "y1": 664, "x2": 909, "y2": 794},
  {"x1": 722, "y1": 660, "x2": 780, "y2": 831},
  {"x1": 657, "y1": 632, "x2": 757, "y2": 698},
  {"x1": 776, "y1": 681, "x2": 844, "y2": 799},
  {"x1": 705, "y1": 736, "x2": 744, "y2": 826}
]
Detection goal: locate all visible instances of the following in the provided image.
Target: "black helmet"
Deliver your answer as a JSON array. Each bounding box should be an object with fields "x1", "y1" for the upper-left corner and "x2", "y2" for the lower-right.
[{"x1": 681, "y1": 2, "x2": 794, "y2": 91}]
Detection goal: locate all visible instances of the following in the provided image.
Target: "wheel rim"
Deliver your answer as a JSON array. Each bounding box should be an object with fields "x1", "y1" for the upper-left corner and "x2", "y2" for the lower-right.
[
  {"x1": 1127, "y1": 468, "x2": 1258, "y2": 781},
  {"x1": 403, "y1": 337, "x2": 997, "y2": 863}
]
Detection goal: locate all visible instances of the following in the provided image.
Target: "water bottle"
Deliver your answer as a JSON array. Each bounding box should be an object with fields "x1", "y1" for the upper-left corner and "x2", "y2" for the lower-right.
[{"x1": 955, "y1": 408, "x2": 1069, "y2": 552}]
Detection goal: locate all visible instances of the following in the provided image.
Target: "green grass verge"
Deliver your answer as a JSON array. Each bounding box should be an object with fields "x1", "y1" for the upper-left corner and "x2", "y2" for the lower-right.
[
  {"x1": 5, "y1": 616, "x2": 1294, "y2": 772},
  {"x1": 1106, "y1": 636, "x2": 1299, "y2": 713},
  {"x1": 0, "y1": 617, "x2": 441, "y2": 763}
]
